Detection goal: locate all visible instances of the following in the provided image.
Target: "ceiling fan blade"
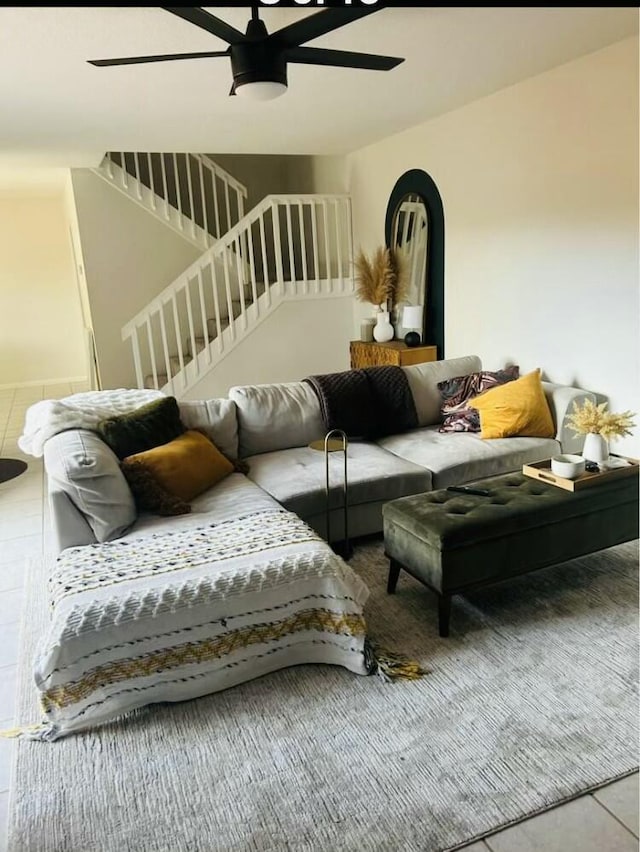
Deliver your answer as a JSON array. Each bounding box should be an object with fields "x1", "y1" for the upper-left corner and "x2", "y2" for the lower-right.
[
  {"x1": 88, "y1": 51, "x2": 229, "y2": 67},
  {"x1": 162, "y1": 7, "x2": 245, "y2": 44},
  {"x1": 267, "y1": 7, "x2": 382, "y2": 50},
  {"x1": 286, "y1": 46, "x2": 403, "y2": 72}
]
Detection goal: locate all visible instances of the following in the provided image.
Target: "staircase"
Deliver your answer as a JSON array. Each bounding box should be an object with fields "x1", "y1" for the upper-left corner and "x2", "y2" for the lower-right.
[
  {"x1": 96, "y1": 151, "x2": 247, "y2": 251},
  {"x1": 93, "y1": 152, "x2": 353, "y2": 396}
]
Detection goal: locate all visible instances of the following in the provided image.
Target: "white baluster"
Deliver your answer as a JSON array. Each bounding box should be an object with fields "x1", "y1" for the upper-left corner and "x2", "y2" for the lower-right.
[
  {"x1": 173, "y1": 153, "x2": 184, "y2": 230},
  {"x1": 224, "y1": 182, "x2": 232, "y2": 233},
  {"x1": 146, "y1": 316, "x2": 158, "y2": 390},
  {"x1": 334, "y1": 198, "x2": 344, "y2": 293},
  {"x1": 212, "y1": 172, "x2": 221, "y2": 238},
  {"x1": 248, "y1": 221, "x2": 259, "y2": 314},
  {"x1": 120, "y1": 152, "x2": 128, "y2": 189},
  {"x1": 259, "y1": 213, "x2": 271, "y2": 308},
  {"x1": 185, "y1": 155, "x2": 197, "y2": 241},
  {"x1": 198, "y1": 159, "x2": 210, "y2": 247},
  {"x1": 130, "y1": 329, "x2": 144, "y2": 389},
  {"x1": 158, "y1": 307, "x2": 174, "y2": 394},
  {"x1": 234, "y1": 236, "x2": 247, "y2": 330},
  {"x1": 285, "y1": 201, "x2": 295, "y2": 295},
  {"x1": 272, "y1": 203, "x2": 285, "y2": 295},
  {"x1": 134, "y1": 152, "x2": 143, "y2": 200},
  {"x1": 210, "y1": 260, "x2": 224, "y2": 353},
  {"x1": 322, "y1": 199, "x2": 331, "y2": 292},
  {"x1": 171, "y1": 292, "x2": 185, "y2": 387},
  {"x1": 298, "y1": 202, "x2": 308, "y2": 295},
  {"x1": 311, "y1": 201, "x2": 320, "y2": 294},
  {"x1": 184, "y1": 275, "x2": 198, "y2": 374},
  {"x1": 197, "y1": 267, "x2": 211, "y2": 361},
  {"x1": 222, "y1": 244, "x2": 235, "y2": 340},
  {"x1": 345, "y1": 198, "x2": 354, "y2": 294},
  {"x1": 106, "y1": 153, "x2": 114, "y2": 180},
  {"x1": 148, "y1": 153, "x2": 157, "y2": 211},
  {"x1": 161, "y1": 154, "x2": 170, "y2": 220}
]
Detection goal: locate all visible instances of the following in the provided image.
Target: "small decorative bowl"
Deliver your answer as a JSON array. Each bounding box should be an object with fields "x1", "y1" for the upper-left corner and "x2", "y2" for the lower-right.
[{"x1": 551, "y1": 454, "x2": 586, "y2": 480}]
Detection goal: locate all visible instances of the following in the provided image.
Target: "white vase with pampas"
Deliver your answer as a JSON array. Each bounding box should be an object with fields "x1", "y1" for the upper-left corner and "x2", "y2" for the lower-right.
[
  {"x1": 373, "y1": 308, "x2": 394, "y2": 342},
  {"x1": 353, "y1": 246, "x2": 409, "y2": 340}
]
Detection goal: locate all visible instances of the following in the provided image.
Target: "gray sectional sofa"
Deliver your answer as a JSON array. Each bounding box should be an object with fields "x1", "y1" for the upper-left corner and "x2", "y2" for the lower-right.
[
  {"x1": 34, "y1": 353, "x2": 596, "y2": 737},
  {"x1": 45, "y1": 354, "x2": 593, "y2": 553}
]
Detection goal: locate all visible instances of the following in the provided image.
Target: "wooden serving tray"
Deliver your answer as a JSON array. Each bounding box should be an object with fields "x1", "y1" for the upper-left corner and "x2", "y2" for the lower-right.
[{"x1": 522, "y1": 455, "x2": 639, "y2": 492}]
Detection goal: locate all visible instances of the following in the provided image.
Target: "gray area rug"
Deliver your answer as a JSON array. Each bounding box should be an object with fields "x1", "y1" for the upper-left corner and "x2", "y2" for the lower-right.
[{"x1": 8, "y1": 539, "x2": 639, "y2": 852}]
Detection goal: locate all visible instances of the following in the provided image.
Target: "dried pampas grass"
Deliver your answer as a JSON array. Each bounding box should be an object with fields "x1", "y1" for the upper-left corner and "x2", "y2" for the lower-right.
[{"x1": 354, "y1": 246, "x2": 410, "y2": 307}]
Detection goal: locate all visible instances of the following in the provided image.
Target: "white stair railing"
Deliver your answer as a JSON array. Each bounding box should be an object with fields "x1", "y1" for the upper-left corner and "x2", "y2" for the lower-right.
[
  {"x1": 122, "y1": 194, "x2": 353, "y2": 395},
  {"x1": 94, "y1": 152, "x2": 248, "y2": 251}
]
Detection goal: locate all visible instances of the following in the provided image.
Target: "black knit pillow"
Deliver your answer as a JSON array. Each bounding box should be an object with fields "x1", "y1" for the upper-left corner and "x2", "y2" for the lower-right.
[{"x1": 97, "y1": 396, "x2": 185, "y2": 460}]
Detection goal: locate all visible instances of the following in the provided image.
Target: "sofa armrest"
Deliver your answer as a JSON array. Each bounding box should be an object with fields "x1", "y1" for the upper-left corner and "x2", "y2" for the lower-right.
[{"x1": 541, "y1": 382, "x2": 596, "y2": 454}]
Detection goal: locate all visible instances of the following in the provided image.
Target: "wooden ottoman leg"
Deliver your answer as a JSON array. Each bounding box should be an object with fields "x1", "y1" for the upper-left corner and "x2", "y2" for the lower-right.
[
  {"x1": 438, "y1": 594, "x2": 452, "y2": 638},
  {"x1": 387, "y1": 559, "x2": 402, "y2": 594}
]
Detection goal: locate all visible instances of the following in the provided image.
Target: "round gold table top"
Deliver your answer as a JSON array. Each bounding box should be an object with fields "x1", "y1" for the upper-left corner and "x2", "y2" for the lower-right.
[{"x1": 308, "y1": 439, "x2": 346, "y2": 452}]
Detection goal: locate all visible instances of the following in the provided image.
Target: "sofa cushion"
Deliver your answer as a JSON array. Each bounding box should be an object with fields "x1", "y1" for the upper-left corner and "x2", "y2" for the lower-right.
[
  {"x1": 178, "y1": 398, "x2": 238, "y2": 460},
  {"x1": 229, "y1": 381, "x2": 325, "y2": 457},
  {"x1": 403, "y1": 355, "x2": 482, "y2": 427},
  {"x1": 43, "y1": 429, "x2": 136, "y2": 542},
  {"x1": 377, "y1": 426, "x2": 559, "y2": 489},
  {"x1": 127, "y1": 472, "x2": 283, "y2": 541},
  {"x1": 245, "y1": 442, "x2": 432, "y2": 519}
]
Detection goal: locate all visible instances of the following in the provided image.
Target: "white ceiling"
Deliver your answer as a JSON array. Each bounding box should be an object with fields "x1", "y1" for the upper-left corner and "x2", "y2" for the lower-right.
[{"x1": 0, "y1": 6, "x2": 636, "y2": 169}]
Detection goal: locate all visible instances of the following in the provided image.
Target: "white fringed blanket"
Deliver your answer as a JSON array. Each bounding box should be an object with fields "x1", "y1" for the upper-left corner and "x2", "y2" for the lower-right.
[
  {"x1": 18, "y1": 388, "x2": 163, "y2": 457},
  {"x1": 32, "y1": 508, "x2": 372, "y2": 740}
]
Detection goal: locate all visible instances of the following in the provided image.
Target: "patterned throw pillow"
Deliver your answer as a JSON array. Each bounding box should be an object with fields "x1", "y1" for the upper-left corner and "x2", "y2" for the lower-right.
[{"x1": 437, "y1": 366, "x2": 520, "y2": 433}]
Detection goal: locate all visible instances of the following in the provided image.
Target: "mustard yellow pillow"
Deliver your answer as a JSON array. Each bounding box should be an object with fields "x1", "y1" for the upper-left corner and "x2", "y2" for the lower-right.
[
  {"x1": 121, "y1": 430, "x2": 234, "y2": 515},
  {"x1": 469, "y1": 369, "x2": 555, "y2": 439}
]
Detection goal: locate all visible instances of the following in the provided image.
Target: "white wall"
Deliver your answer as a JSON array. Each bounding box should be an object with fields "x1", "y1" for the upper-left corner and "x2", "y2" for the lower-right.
[
  {"x1": 0, "y1": 189, "x2": 87, "y2": 386},
  {"x1": 346, "y1": 37, "x2": 639, "y2": 455},
  {"x1": 208, "y1": 153, "x2": 347, "y2": 207},
  {"x1": 183, "y1": 297, "x2": 353, "y2": 400},
  {"x1": 71, "y1": 169, "x2": 201, "y2": 390}
]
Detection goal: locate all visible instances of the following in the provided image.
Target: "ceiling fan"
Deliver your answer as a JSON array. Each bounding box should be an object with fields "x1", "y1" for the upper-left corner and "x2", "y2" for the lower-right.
[{"x1": 88, "y1": 5, "x2": 404, "y2": 101}]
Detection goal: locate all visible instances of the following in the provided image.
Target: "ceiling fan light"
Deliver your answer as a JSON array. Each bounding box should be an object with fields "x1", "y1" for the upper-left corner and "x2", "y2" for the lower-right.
[{"x1": 234, "y1": 81, "x2": 287, "y2": 101}]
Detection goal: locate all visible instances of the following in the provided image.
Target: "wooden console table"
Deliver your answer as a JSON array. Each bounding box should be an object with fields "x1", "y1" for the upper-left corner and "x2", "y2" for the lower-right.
[{"x1": 350, "y1": 340, "x2": 438, "y2": 369}]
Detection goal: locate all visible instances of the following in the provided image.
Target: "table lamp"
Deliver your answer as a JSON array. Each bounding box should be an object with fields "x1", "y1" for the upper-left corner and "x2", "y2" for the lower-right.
[{"x1": 403, "y1": 305, "x2": 423, "y2": 347}]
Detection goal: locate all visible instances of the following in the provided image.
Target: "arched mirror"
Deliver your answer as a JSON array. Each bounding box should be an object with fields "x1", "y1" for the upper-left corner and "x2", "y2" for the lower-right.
[
  {"x1": 385, "y1": 169, "x2": 445, "y2": 359},
  {"x1": 389, "y1": 193, "x2": 428, "y2": 338}
]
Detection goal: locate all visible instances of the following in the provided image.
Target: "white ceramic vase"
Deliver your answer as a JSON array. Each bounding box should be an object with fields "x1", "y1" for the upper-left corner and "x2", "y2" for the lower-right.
[
  {"x1": 373, "y1": 310, "x2": 394, "y2": 343},
  {"x1": 582, "y1": 432, "x2": 609, "y2": 464}
]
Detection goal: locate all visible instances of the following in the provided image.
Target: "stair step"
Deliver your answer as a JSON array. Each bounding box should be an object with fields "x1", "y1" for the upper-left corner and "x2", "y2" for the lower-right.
[
  {"x1": 215, "y1": 294, "x2": 254, "y2": 322},
  {"x1": 184, "y1": 318, "x2": 231, "y2": 357},
  {"x1": 144, "y1": 373, "x2": 169, "y2": 390}
]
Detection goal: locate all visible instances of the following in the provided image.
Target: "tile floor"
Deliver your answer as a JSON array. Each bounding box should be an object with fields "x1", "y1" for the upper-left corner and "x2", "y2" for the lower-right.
[{"x1": 0, "y1": 383, "x2": 637, "y2": 852}]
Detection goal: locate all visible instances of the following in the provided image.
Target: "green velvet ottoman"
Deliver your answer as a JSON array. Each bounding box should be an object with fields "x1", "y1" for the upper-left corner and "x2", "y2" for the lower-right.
[{"x1": 383, "y1": 471, "x2": 639, "y2": 637}]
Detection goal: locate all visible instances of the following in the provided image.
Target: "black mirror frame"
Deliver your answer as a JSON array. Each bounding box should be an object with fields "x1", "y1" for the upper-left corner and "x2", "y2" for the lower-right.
[{"x1": 385, "y1": 169, "x2": 445, "y2": 359}]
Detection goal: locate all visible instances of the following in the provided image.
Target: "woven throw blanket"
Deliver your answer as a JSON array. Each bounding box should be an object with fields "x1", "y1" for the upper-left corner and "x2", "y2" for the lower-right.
[
  {"x1": 305, "y1": 366, "x2": 418, "y2": 439},
  {"x1": 18, "y1": 388, "x2": 164, "y2": 457},
  {"x1": 31, "y1": 508, "x2": 372, "y2": 740}
]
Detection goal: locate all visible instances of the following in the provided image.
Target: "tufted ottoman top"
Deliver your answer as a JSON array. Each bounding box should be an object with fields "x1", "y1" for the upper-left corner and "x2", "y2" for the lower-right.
[{"x1": 383, "y1": 471, "x2": 639, "y2": 551}]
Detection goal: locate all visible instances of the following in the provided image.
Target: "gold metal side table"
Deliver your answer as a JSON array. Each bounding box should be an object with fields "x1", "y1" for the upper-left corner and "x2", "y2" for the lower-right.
[{"x1": 308, "y1": 429, "x2": 352, "y2": 560}]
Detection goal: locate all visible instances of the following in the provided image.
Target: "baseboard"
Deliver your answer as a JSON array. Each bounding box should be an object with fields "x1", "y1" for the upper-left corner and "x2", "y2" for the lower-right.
[{"x1": 0, "y1": 376, "x2": 89, "y2": 391}]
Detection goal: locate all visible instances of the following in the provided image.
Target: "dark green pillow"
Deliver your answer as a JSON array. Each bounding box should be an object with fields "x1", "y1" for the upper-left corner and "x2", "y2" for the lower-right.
[{"x1": 97, "y1": 396, "x2": 185, "y2": 460}]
